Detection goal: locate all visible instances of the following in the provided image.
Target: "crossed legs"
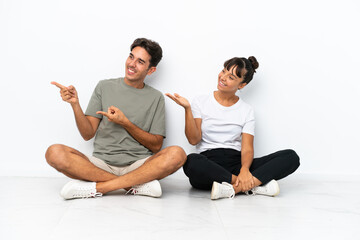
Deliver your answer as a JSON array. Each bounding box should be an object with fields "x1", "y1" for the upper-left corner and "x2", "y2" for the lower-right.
[
  {"x1": 45, "y1": 144, "x2": 186, "y2": 194},
  {"x1": 183, "y1": 149, "x2": 300, "y2": 194}
]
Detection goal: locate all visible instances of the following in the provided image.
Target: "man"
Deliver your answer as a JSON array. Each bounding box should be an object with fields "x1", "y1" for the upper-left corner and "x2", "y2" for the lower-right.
[{"x1": 46, "y1": 38, "x2": 186, "y2": 199}]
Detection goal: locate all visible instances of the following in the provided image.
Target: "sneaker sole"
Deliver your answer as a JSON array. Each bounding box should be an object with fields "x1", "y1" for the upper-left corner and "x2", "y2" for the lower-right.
[
  {"x1": 210, "y1": 182, "x2": 218, "y2": 200},
  {"x1": 272, "y1": 181, "x2": 280, "y2": 196}
]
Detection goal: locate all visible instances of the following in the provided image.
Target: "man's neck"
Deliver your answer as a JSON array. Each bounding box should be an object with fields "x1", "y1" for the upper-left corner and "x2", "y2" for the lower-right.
[{"x1": 124, "y1": 77, "x2": 145, "y2": 89}]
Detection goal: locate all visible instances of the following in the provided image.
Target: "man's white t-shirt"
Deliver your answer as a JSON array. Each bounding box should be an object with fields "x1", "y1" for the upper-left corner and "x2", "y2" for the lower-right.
[{"x1": 191, "y1": 93, "x2": 255, "y2": 153}]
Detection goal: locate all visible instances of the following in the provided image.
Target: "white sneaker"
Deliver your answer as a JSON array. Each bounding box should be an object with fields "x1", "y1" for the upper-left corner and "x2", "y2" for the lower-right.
[
  {"x1": 60, "y1": 180, "x2": 102, "y2": 200},
  {"x1": 211, "y1": 182, "x2": 235, "y2": 200},
  {"x1": 246, "y1": 179, "x2": 280, "y2": 197},
  {"x1": 127, "y1": 180, "x2": 162, "y2": 198}
]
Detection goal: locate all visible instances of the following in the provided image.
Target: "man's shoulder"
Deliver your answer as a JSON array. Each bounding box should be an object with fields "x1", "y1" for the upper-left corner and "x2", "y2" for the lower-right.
[
  {"x1": 97, "y1": 77, "x2": 122, "y2": 86},
  {"x1": 94, "y1": 78, "x2": 125, "y2": 94},
  {"x1": 144, "y1": 84, "x2": 164, "y2": 99}
]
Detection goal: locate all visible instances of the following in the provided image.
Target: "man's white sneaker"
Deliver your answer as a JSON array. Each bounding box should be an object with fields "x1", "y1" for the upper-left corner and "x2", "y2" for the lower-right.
[
  {"x1": 60, "y1": 180, "x2": 102, "y2": 200},
  {"x1": 127, "y1": 180, "x2": 162, "y2": 198},
  {"x1": 211, "y1": 181, "x2": 235, "y2": 200},
  {"x1": 246, "y1": 179, "x2": 280, "y2": 197}
]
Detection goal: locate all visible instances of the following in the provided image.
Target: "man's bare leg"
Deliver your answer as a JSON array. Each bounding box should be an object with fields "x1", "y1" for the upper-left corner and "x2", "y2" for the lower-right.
[
  {"x1": 96, "y1": 146, "x2": 186, "y2": 194},
  {"x1": 45, "y1": 144, "x2": 117, "y2": 182}
]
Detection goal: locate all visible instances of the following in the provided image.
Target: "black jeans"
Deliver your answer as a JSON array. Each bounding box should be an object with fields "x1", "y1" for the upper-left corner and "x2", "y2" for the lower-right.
[{"x1": 183, "y1": 148, "x2": 300, "y2": 190}]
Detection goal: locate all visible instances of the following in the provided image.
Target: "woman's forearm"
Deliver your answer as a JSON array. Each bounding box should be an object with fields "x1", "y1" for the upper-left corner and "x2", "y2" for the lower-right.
[{"x1": 184, "y1": 107, "x2": 201, "y2": 145}]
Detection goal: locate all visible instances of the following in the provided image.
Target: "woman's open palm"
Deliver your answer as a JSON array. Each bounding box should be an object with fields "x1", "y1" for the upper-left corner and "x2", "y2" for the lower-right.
[{"x1": 165, "y1": 93, "x2": 190, "y2": 109}]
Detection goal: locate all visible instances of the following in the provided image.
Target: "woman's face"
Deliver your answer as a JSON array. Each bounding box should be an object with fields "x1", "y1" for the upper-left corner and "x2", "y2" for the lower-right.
[{"x1": 217, "y1": 65, "x2": 247, "y2": 93}]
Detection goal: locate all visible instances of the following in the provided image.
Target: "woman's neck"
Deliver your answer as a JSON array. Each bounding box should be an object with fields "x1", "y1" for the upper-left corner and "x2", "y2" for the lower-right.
[{"x1": 214, "y1": 91, "x2": 239, "y2": 107}]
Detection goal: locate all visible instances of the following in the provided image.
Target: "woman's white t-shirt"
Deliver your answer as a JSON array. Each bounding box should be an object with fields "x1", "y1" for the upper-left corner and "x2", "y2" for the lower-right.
[{"x1": 191, "y1": 93, "x2": 255, "y2": 153}]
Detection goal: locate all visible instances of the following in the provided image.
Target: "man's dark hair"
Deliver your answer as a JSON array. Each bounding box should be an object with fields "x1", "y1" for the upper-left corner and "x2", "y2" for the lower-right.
[{"x1": 131, "y1": 38, "x2": 163, "y2": 68}]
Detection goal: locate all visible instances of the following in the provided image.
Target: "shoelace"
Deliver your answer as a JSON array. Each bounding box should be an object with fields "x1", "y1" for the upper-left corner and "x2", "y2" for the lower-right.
[
  {"x1": 125, "y1": 188, "x2": 136, "y2": 195},
  {"x1": 245, "y1": 185, "x2": 268, "y2": 196},
  {"x1": 228, "y1": 191, "x2": 235, "y2": 199},
  {"x1": 72, "y1": 186, "x2": 102, "y2": 198},
  {"x1": 245, "y1": 190, "x2": 255, "y2": 196},
  {"x1": 73, "y1": 192, "x2": 103, "y2": 198},
  {"x1": 126, "y1": 184, "x2": 148, "y2": 195},
  {"x1": 93, "y1": 193, "x2": 103, "y2": 198}
]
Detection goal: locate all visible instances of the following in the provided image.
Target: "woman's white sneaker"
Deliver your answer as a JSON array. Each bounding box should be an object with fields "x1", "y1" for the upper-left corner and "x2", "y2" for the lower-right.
[
  {"x1": 246, "y1": 179, "x2": 280, "y2": 197},
  {"x1": 211, "y1": 182, "x2": 235, "y2": 200},
  {"x1": 60, "y1": 180, "x2": 102, "y2": 200},
  {"x1": 127, "y1": 180, "x2": 162, "y2": 198}
]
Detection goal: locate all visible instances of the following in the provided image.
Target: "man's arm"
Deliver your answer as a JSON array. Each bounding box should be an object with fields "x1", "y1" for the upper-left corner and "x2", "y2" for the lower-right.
[
  {"x1": 121, "y1": 120, "x2": 164, "y2": 153},
  {"x1": 51, "y1": 81, "x2": 100, "y2": 141},
  {"x1": 71, "y1": 103, "x2": 100, "y2": 141},
  {"x1": 97, "y1": 106, "x2": 163, "y2": 153}
]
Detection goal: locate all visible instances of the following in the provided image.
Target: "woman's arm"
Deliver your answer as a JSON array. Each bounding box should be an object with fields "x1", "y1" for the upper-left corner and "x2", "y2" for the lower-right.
[
  {"x1": 165, "y1": 93, "x2": 202, "y2": 145},
  {"x1": 235, "y1": 133, "x2": 255, "y2": 191},
  {"x1": 184, "y1": 108, "x2": 202, "y2": 145}
]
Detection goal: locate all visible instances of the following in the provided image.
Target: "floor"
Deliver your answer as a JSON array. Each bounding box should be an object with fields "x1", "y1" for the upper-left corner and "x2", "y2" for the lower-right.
[{"x1": 1, "y1": 173, "x2": 359, "y2": 240}]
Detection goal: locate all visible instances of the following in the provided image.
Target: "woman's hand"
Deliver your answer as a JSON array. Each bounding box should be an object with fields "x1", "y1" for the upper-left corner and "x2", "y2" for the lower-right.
[
  {"x1": 165, "y1": 92, "x2": 201, "y2": 145},
  {"x1": 235, "y1": 167, "x2": 255, "y2": 192},
  {"x1": 165, "y1": 93, "x2": 190, "y2": 109}
]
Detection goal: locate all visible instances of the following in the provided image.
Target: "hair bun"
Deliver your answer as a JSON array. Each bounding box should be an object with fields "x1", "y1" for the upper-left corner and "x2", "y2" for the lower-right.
[{"x1": 248, "y1": 56, "x2": 259, "y2": 72}]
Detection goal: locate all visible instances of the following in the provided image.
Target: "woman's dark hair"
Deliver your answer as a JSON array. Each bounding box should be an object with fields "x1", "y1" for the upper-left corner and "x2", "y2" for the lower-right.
[
  {"x1": 130, "y1": 38, "x2": 163, "y2": 68},
  {"x1": 223, "y1": 56, "x2": 259, "y2": 84}
]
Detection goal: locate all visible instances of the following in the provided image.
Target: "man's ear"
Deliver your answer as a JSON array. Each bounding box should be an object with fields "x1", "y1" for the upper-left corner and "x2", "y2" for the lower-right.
[{"x1": 147, "y1": 67, "x2": 156, "y2": 76}]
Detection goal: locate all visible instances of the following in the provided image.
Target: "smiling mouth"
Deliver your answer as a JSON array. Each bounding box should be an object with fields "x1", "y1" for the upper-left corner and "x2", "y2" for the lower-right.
[
  {"x1": 128, "y1": 68, "x2": 136, "y2": 75},
  {"x1": 219, "y1": 81, "x2": 226, "y2": 87}
]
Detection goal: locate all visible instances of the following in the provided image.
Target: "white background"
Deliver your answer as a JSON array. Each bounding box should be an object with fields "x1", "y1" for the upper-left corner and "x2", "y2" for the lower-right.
[{"x1": 0, "y1": 0, "x2": 359, "y2": 177}]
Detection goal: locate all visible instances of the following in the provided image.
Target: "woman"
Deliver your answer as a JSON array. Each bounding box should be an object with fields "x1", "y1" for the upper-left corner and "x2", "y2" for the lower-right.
[{"x1": 166, "y1": 56, "x2": 300, "y2": 200}]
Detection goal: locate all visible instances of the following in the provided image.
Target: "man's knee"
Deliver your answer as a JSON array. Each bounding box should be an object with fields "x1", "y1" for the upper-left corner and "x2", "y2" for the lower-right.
[
  {"x1": 45, "y1": 144, "x2": 69, "y2": 170},
  {"x1": 161, "y1": 146, "x2": 187, "y2": 169}
]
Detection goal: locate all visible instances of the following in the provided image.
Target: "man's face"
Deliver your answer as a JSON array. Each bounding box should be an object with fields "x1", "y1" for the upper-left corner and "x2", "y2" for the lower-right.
[{"x1": 125, "y1": 46, "x2": 156, "y2": 82}]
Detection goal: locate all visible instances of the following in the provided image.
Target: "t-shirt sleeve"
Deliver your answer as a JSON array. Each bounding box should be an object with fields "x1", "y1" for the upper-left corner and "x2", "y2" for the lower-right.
[
  {"x1": 191, "y1": 96, "x2": 202, "y2": 119},
  {"x1": 242, "y1": 108, "x2": 255, "y2": 136},
  {"x1": 149, "y1": 95, "x2": 166, "y2": 137},
  {"x1": 85, "y1": 81, "x2": 103, "y2": 119}
]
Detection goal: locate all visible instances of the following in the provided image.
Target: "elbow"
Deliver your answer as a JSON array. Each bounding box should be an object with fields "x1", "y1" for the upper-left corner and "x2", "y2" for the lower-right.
[
  {"x1": 82, "y1": 133, "x2": 95, "y2": 141},
  {"x1": 186, "y1": 133, "x2": 201, "y2": 146},
  {"x1": 150, "y1": 140, "x2": 163, "y2": 153},
  {"x1": 188, "y1": 138, "x2": 201, "y2": 146},
  {"x1": 151, "y1": 144, "x2": 162, "y2": 154},
  {"x1": 83, "y1": 136, "x2": 92, "y2": 141}
]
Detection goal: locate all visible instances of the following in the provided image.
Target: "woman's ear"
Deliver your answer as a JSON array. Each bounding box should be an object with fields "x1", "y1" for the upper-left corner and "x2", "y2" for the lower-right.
[{"x1": 238, "y1": 82, "x2": 247, "y2": 90}]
